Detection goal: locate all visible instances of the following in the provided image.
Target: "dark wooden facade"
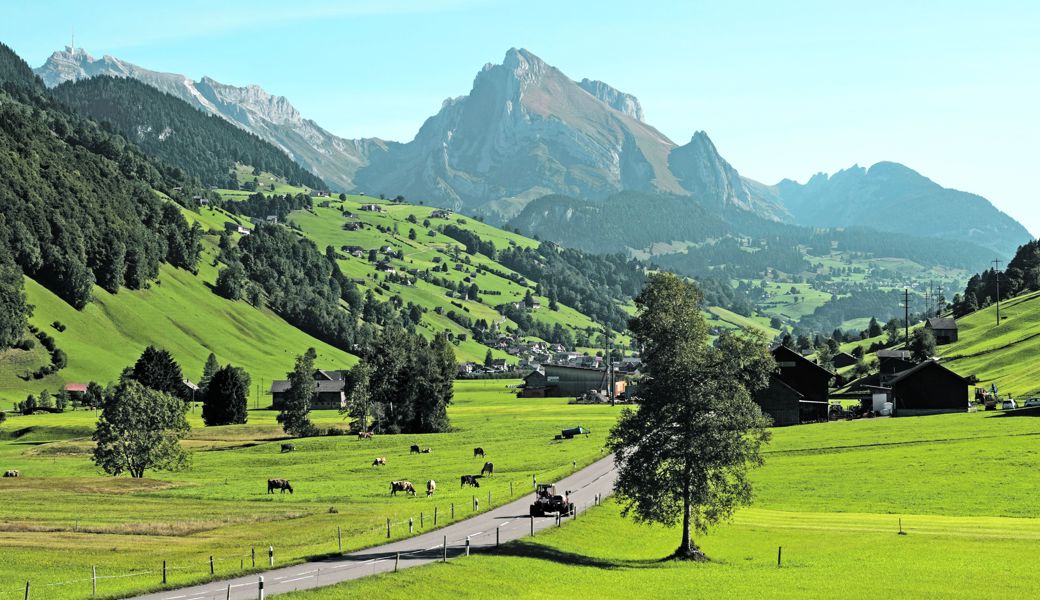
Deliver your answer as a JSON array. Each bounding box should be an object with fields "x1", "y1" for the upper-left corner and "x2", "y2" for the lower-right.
[
  {"x1": 519, "y1": 364, "x2": 613, "y2": 398},
  {"x1": 925, "y1": 317, "x2": 959, "y2": 345},
  {"x1": 753, "y1": 346, "x2": 833, "y2": 426},
  {"x1": 889, "y1": 360, "x2": 969, "y2": 415}
]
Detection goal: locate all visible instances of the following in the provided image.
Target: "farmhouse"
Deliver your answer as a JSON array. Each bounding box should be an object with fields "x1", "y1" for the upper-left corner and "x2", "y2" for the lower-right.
[
  {"x1": 519, "y1": 363, "x2": 625, "y2": 398},
  {"x1": 375, "y1": 261, "x2": 396, "y2": 273},
  {"x1": 877, "y1": 349, "x2": 916, "y2": 374},
  {"x1": 430, "y1": 209, "x2": 452, "y2": 218},
  {"x1": 270, "y1": 369, "x2": 348, "y2": 410},
  {"x1": 360, "y1": 204, "x2": 385, "y2": 212},
  {"x1": 753, "y1": 345, "x2": 833, "y2": 425},
  {"x1": 872, "y1": 360, "x2": 969, "y2": 416},
  {"x1": 925, "y1": 317, "x2": 959, "y2": 344},
  {"x1": 832, "y1": 351, "x2": 857, "y2": 369}
]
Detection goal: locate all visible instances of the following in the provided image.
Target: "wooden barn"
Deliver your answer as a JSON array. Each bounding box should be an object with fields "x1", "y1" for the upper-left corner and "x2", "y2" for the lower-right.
[
  {"x1": 925, "y1": 317, "x2": 959, "y2": 345},
  {"x1": 885, "y1": 360, "x2": 969, "y2": 415},
  {"x1": 832, "y1": 352, "x2": 858, "y2": 369},
  {"x1": 753, "y1": 345, "x2": 833, "y2": 426}
]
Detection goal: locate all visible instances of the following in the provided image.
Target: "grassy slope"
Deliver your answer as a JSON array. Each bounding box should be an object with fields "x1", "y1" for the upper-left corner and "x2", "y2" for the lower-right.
[
  {"x1": 939, "y1": 290, "x2": 1040, "y2": 397},
  {"x1": 0, "y1": 381, "x2": 620, "y2": 599},
  {"x1": 0, "y1": 202, "x2": 354, "y2": 408},
  {"x1": 281, "y1": 409, "x2": 1040, "y2": 600}
]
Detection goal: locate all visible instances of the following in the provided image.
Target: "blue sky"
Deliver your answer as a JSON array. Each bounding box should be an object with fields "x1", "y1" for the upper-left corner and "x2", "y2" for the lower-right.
[{"x1": 4, "y1": 1, "x2": 1038, "y2": 235}]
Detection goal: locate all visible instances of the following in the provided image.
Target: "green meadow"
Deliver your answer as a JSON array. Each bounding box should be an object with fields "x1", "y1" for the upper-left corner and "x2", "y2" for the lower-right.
[
  {"x1": 0, "y1": 380, "x2": 620, "y2": 599},
  {"x1": 280, "y1": 408, "x2": 1040, "y2": 600}
]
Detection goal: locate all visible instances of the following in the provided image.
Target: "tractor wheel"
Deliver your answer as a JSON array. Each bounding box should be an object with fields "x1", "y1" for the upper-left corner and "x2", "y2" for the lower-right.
[{"x1": 569, "y1": 503, "x2": 575, "y2": 516}]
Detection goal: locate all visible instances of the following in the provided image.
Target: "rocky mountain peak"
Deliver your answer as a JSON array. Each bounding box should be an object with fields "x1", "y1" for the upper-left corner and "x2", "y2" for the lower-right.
[{"x1": 578, "y1": 78, "x2": 645, "y2": 122}]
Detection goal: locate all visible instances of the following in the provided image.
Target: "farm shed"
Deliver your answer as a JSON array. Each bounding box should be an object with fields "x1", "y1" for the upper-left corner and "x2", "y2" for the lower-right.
[
  {"x1": 832, "y1": 352, "x2": 857, "y2": 369},
  {"x1": 925, "y1": 317, "x2": 959, "y2": 344},
  {"x1": 271, "y1": 369, "x2": 348, "y2": 409},
  {"x1": 519, "y1": 364, "x2": 622, "y2": 399},
  {"x1": 887, "y1": 360, "x2": 969, "y2": 415},
  {"x1": 876, "y1": 349, "x2": 916, "y2": 375},
  {"x1": 753, "y1": 345, "x2": 833, "y2": 425}
]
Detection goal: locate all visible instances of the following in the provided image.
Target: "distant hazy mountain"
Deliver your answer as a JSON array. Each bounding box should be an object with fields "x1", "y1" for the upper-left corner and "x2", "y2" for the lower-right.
[
  {"x1": 35, "y1": 47, "x2": 388, "y2": 190},
  {"x1": 764, "y1": 162, "x2": 1031, "y2": 256}
]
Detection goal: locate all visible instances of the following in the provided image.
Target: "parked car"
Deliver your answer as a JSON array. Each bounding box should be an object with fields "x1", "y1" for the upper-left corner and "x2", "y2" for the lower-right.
[
  {"x1": 1022, "y1": 398, "x2": 1040, "y2": 408},
  {"x1": 1001, "y1": 399, "x2": 1017, "y2": 410}
]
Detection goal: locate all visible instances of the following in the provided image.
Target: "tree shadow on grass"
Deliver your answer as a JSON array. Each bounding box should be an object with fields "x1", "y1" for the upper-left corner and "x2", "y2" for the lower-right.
[{"x1": 487, "y1": 539, "x2": 664, "y2": 570}]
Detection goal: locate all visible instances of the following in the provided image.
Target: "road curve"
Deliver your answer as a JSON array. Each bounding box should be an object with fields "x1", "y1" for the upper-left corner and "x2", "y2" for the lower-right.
[{"x1": 127, "y1": 454, "x2": 618, "y2": 600}]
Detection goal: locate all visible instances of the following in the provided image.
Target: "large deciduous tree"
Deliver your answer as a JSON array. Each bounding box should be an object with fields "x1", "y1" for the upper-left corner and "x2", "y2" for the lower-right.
[
  {"x1": 201, "y1": 364, "x2": 250, "y2": 426},
  {"x1": 278, "y1": 348, "x2": 317, "y2": 437},
  {"x1": 608, "y1": 272, "x2": 774, "y2": 561},
  {"x1": 909, "y1": 328, "x2": 937, "y2": 363},
  {"x1": 342, "y1": 361, "x2": 372, "y2": 432},
  {"x1": 92, "y1": 379, "x2": 190, "y2": 478}
]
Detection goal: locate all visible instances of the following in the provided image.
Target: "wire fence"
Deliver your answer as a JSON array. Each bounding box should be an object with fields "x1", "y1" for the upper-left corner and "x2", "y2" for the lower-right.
[{"x1": 0, "y1": 475, "x2": 591, "y2": 600}]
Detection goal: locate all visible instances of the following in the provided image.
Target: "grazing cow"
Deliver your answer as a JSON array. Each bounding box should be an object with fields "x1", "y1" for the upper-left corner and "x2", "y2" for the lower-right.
[
  {"x1": 280, "y1": 443, "x2": 296, "y2": 453},
  {"x1": 460, "y1": 475, "x2": 480, "y2": 488},
  {"x1": 421, "y1": 448, "x2": 432, "y2": 454},
  {"x1": 481, "y1": 462, "x2": 494, "y2": 476},
  {"x1": 358, "y1": 431, "x2": 374, "y2": 440},
  {"x1": 267, "y1": 479, "x2": 293, "y2": 494},
  {"x1": 372, "y1": 457, "x2": 387, "y2": 466},
  {"x1": 427, "y1": 480, "x2": 436, "y2": 497},
  {"x1": 3, "y1": 470, "x2": 20, "y2": 478},
  {"x1": 473, "y1": 447, "x2": 485, "y2": 458},
  {"x1": 410, "y1": 444, "x2": 421, "y2": 454},
  {"x1": 390, "y1": 481, "x2": 416, "y2": 496}
]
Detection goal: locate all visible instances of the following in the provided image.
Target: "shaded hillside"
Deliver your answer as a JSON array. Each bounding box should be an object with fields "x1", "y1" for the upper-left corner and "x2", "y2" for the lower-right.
[
  {"x1": 51, "y1": 75, "x2": 325, "y2": 189},
  {"x1": 767, "y1": 162, "x2": 1031, "y2": 256}
]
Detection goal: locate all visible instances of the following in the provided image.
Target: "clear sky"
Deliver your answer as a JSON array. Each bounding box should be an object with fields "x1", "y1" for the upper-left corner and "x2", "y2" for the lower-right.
[{"x1": 4, "y1": 1, "x2": 1037, "y2": 234}]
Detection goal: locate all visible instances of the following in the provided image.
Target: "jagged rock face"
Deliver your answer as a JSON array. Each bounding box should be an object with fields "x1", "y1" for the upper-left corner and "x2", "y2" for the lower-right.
[
  {"x1": 355, "y1": 48, "x2": 685, "y2": 216},
  {"x1": 34, "y1": 48, "x2": 384, "y2": 190},
  {"x1": 578, "y1": 78, "x2": 644, "y2": 122},
  {"x1": 769, "y1": 162, "x2": 1032, "y2": 256}
]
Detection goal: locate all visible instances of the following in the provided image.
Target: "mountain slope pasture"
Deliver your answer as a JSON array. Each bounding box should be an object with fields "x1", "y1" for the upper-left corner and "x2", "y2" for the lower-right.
[
  {"x1": 0, "y1": 381, "x2": 620, "y2": 599},
  {"x1": 278, "y1": 410, "x2": 1040, "y2": 600},
  {"x1": 938, "y1": 290, "x2": 1040, "y2": 397}
]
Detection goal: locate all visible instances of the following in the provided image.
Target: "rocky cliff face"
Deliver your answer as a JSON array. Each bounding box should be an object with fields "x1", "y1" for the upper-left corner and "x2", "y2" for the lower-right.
[
  {"x1": 577, "y1": 78, "x2": 644, "y2": 122},
  {"x1": 35, "y1": 48, "x2": 385, "y2": 190}
]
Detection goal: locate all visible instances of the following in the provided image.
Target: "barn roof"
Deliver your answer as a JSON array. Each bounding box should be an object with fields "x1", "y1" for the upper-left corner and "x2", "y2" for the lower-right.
[
  {"x1": 771, "y1": 345, "x2": 835, "y2": 376},
  {"x1": 926, "y1": 317, "x2": 958, "y2": 330},
  {"x1": 889, "y1": 360, "x2": 967, "y2": 386}
]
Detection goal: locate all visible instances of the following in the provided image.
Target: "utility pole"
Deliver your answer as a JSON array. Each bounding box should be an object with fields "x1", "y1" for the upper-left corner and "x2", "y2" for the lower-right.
[
  {"x1": 904, "y1": 288, "x2": 910, "y2": 349},
  {"x1": 993, "y1": 259, "x2": 1003, "y2": 326}
]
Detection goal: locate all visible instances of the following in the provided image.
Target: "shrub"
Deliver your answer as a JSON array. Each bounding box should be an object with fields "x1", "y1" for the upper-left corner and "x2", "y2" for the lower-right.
[{"x1": 51, "y1": 321, "x2": 66, "y2": 332}]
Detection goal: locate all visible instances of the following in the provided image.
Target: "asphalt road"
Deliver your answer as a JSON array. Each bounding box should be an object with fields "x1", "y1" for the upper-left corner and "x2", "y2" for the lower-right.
[{"x1": 128, "y1": 453, "x2": 618, "y2": 600}]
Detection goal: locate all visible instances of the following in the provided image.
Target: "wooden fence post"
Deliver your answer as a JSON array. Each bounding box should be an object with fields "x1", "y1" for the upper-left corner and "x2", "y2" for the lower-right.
[
  {"x1": 162, "y1": 560, "x2": 167, "y2": 584},
  {"x1": 251, "y1": 546, "x2": 255, "y2": 568},
  {"x1": 510, "y1": 481, "x2": 513, "y2": 496},
  {"x1": 421, "y1": 512, "x2": 424, "y2": 528},
  {"x1": 338, "y1": 526, "x2": 343, "y2": 553},
  {"x1": 451, "y1": 503, "x2": 455, "y2": 519},
  {"x1": 434, "y1": 506, "x2": 438, "y2": 525},
  {"x1": 210, "y1": 556, "x2": 214, "y2": 576},
  {"x1": 24, "y1": 580, "x2": 29, "y2": 600},
  {"x1": 777, "y1": 546, "x2": 782, "y2": 568},
  {"x1": 496, "y1": 526, "x2": 500, "y2": 547},
  {"x1": 91, "y1": 565, "x2": 96, "y2": 596},
  {"x1": 530, "y1": 515, "x2": 534, "y2": 536},
  {"x1": 488, "y1": 490, "x2": 491, "y2": 506},
  {"x1": 226, "y1": 582, "x2": 232, "y2": 599},
  {"x1": 387, "y1": 518, "x2": 391, "y2": 538}
]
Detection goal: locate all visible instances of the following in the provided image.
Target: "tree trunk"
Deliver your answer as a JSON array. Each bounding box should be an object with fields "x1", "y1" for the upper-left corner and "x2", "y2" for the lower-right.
[{"x1": 673, "y1": 476, "x2": 708, "y2": 561}]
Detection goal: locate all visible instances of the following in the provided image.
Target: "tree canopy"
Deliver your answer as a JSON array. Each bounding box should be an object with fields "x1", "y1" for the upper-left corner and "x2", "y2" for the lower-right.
[
  {"x1": 278, "y1": 348, "x2": 317, "y2": 437},
  {"x1": 92, "y1": 379, "x2": 190, "y2": 478},
  {"x1": 201, "y1": 364, "x2": 250, "y2": 426},
  {"x1": 608, "y1": 272, "x2": 774, "y2": 560}
]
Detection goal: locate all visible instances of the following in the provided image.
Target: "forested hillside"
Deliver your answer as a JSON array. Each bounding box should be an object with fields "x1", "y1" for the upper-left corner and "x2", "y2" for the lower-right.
[{"x1": 51, "y1": 75, "x2": 326, "y2": 189}]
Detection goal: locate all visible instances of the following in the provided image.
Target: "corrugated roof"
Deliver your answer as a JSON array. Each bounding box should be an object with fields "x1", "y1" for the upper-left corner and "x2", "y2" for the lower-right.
[{"x1": 888, "y1": 359, "x2": 967, "y2": 386}]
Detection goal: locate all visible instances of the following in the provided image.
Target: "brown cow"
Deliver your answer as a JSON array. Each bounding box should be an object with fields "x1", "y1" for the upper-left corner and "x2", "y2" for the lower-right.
[
  {"x1": 473, "y1": 447, "x2": 485, "y2": 458},
  {"x1": 481, "y1": 462, "x2": 494, "y2": 476},
  {"x1": 267, "y1": 479, "x2": 293, "y2": 494},
  {"x1": 358, "y1": 431, "x2": 374, "y2": 440},
  {"x1": 390, "y1": 481, "x2": 416, "y2": 496},
  {"x1": 372, "y1": 457, "x2": 387, "y2": 466},
  {"x1": 409, "y1": 444, "x2": 421, "y2": 454},
  {"x1": 3, "y1": 470, "x2": 20, "y2": 478},
  {"x1": 426, "y1": 480, "x2": 436, "y2": 497},
  {"x1": 460, "y1": 475, "x2": 480, "y2": 488}
]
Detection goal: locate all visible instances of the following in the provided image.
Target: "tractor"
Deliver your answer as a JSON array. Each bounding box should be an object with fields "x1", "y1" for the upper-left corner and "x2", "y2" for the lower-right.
[{"x1": 530, "y1": 483, "x2": 575, "y2": 517}]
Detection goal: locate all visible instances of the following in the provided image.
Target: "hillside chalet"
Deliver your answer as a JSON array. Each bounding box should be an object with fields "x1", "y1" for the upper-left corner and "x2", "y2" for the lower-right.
[
  {"x1": 925, "y1": 317, "x2": 959, "y2": 344},
  {"x1": 519, "y1": 364, "x2": 626, "y2": 399},
  {"x1": 271, "y1": 369, "x2": 348, "y2": 410},
  {"x1": 867, "y1": 360, "x2": 969, "y2": 415},
  {"x1": 832, "y1": 351, "x2": 857, "y2": 369},
  {"x1": 753, "y1": 345, "x2": 833, "y2": 426}
]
